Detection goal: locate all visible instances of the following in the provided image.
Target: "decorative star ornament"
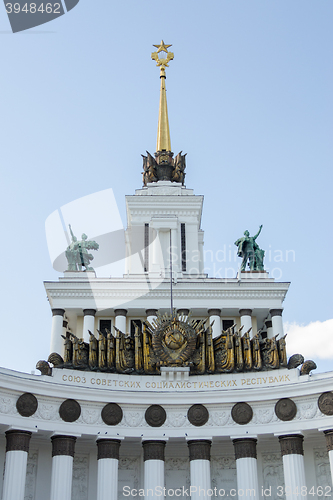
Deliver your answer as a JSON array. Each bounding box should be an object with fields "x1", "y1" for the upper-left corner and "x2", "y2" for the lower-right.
[
  {"x1": 151, "y1": 40, "x2": 174, "y2": 74},
  {"x1": 153, "y1": 40, "x2": 172, "y2": 53}
]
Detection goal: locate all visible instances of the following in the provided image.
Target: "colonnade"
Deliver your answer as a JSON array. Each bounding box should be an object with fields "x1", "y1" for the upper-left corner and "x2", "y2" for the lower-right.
[
  {"x1": 50, "y1": 308, "x2": 130, "y2": 355},
  {"x1": 208, "y1": 308, "x2": 284, "y2": 339},
  {"x1": 50, "y1": 307, "x2": 285, "y2": 353},
  {"x1": 3, "y1": 430, "x2": 333, "y2": 500}
]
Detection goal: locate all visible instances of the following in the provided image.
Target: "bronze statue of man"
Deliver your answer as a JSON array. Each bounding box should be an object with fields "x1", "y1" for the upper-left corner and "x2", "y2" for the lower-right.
[{"x1": 235, "y1": 225, "x2": 264, "y2": 271}]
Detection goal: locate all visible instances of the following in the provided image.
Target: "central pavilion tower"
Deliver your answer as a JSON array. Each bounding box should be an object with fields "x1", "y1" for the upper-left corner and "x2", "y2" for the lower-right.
[{"x1": 125, "y1": 41, "x2": 205, "y2": 278}]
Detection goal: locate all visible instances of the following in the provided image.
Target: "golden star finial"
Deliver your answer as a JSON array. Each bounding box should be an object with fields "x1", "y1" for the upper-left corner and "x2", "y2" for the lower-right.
[
  {"x1": 151, "y1": 40, "x2": 174, "y2": 74},
  {"x1": 153, "y1": 40, "x2": 172, "y2": 53}
]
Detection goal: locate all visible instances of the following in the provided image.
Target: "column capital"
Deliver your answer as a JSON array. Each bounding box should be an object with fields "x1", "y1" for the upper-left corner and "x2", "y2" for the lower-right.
[
  {"x1": 83, "y1": 309, "x2": 96, "y2": 316},
  {"x1": 265, "y1": 320, "x2": 272, "y2": 328},
  {"x1": 324, "y1": 430, "x2": 333, "y2": 452},
  {"x1": 187, "y1": 439, "x2": 211, "y2": 461},
  {"x1": 146, "y1": 309, "x2": 158, "y2": 317},
  {"x1": 177, "y1": 309, "x2": 190, "y2": 316},
  {"x1": 52, "y1": 308, "x2": 65, "y2": 317},
  {"x1": 208, "y1": 309, "x2": 221, "y2": 316},
  {"x1": 5, "y1": 430, "x2": 31, "y2": 452},
  {"x1": 278, "y1": 434, "x2": 304, "y2": 456},
  {"x1": 96, "y1": 439, "x2": 121, "y2": 460},
  {"x1": 114, "y1": 309, "x2": 128, "y2": 317},
  {"x1": 233, "y1": 438, "x2": 257, "y2": 460},
  {"x1": 239, "y1": 309, "x2": 252, "y2": 317},
  {"x1": 142, "y1": 440, "x2": 166, "y2": 461},
  {"x1": 270, "y1": 309, "x2": 283, "y2": 317},
  {"x1": 51, "y1": 435, "x2": 76, "y2": 457}
]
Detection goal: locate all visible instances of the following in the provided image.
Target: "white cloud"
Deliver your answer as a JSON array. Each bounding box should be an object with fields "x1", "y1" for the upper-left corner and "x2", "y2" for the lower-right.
[{"x1": 284, "y1": 319, "x2": 333, "y2": 359}]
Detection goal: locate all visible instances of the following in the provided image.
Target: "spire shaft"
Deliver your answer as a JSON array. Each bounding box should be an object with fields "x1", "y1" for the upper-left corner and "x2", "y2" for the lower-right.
[
  {"x1": 151, "y1": 41, "x2": 174, "y2": 153},
  {"x1": 157, "y1": 73, "x2": 171, "y2": 152}
]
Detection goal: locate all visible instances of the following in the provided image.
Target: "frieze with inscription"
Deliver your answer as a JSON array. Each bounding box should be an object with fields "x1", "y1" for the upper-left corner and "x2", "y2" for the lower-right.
[{"x1": 54, "y1": 368, "x2": 297, "y2": 392}]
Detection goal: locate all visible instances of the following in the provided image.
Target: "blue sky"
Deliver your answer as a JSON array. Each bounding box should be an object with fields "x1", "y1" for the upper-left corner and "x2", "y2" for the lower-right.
[{"x1": 0, "y1": 0, "x2": 332, "y2": 373}]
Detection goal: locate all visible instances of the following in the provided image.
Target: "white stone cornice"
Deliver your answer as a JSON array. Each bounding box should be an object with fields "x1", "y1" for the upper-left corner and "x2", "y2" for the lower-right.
[{"x1": 44, "y1": 280, "x2": 290, "y2": 298}]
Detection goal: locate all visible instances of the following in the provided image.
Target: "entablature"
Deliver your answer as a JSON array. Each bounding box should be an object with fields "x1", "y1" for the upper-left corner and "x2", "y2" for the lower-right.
[{"x1": 0, "y1": 367, "x2": 332, "y2": 440}]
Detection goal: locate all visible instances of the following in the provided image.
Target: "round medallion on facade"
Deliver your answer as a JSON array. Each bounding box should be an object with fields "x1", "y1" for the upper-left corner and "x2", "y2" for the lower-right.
[
  {"x1": 59, "y1": 399, "x2": 81, "y2": 422},
  {"x1": 187, "y1": 404, "x2": 209, "y2": 426},
  {"x1": 145, "y1": 405, "x2": 166, "y2": 427},
  {"x1": 275, "y1": 398, "x2": 297, "y2": 421},
  {"x1": 231, "y1": 402, "x2": 253, "y2": 425},
  {"x1": 101, "y1": 403, "x2": 123, "y2": 425},
  {"x1": 318, "y1": 392, "x2": 333, "y2": 416},
  {"x1": 16, "y1": 393, "x2": 38, "y2": 417}
]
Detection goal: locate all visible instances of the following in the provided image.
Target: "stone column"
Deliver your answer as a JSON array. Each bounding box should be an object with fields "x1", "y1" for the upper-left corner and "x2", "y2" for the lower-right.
[
  {"x1": 270, "y1": 309, "x2": 284, "y2": 337},
  {"x1": 50, "y1": 308, "x2": 65, "y2": 355},
  {"x1": 142, "y1": 440, "x2": 166, "y2": 500},
  {"x1": 115, "y1": 309, "x2": 127, "y2": 334},
  {"x1": 279, "y1": 434, "x2": 307, "y2": 500},
  {"x1": 265, "y1": 319, "x2": 273, "y2": 339},
  {"x1": 50, "y1": 435, "x2": 76, "y2": 500},
  {"x1": 233, "y1": 438, "x2": 259, "y2": 500},
  {"x1": 239, "y1": 309, "x2": 252, "y2": 334},
  {"x1": 2, "y1": 430, "x2": 32, "y2": 500},
  {"x1": 187, "y1": 440, "x2": 212, "y2": 500},
  {"x1": 324, "y1": 431, "x2": 333, "y2": 485},
  {"x1": 97, "y1": 439, "x2": 121, "y2": 500},
  {"x1": 208, "y1": 309, "x2": 222, "y2": 339},
  {"x1": 83, "y1": 309, "x2": 96, "y2": 343},
  {"x1": 146, "y1": 309, "x2": 158, "y2": 326}
]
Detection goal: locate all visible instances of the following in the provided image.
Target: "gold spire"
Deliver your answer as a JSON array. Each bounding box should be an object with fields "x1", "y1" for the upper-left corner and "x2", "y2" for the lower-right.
[{"x1": 151, "y1": 41, "x2": 174, "y2": 152}]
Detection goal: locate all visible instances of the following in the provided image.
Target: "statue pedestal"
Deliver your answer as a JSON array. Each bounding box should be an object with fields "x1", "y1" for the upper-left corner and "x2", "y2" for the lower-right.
[
  {"x1": 62, "y1": 271, "x2": 96, "y2": 279},
  {"x1": 237, "y1": 271, "x2": 272, "y2": 281},
  {"x1": 160, "y1": 367, "x2": 190, "y2": 382}
]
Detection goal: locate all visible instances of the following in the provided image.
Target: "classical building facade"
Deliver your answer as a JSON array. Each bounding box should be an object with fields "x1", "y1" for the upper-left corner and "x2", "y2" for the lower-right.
[{"x1": 0, "y1": 43, "x2": 332, "y2": 500}]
